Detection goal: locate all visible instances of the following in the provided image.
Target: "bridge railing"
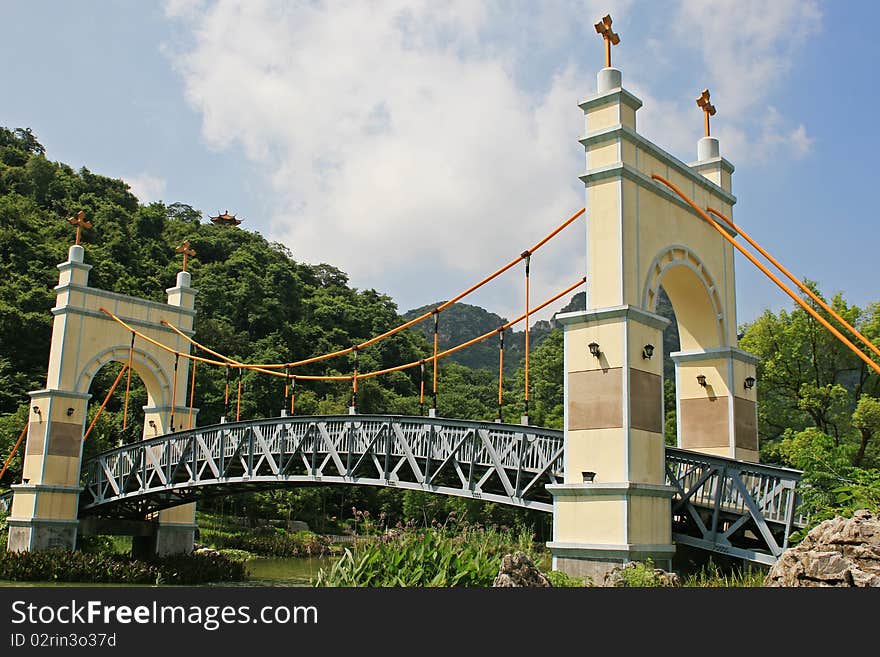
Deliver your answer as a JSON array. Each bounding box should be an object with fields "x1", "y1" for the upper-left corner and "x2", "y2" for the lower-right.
[
  {"x1": 80, "y1": 415, "x2": 565, "y2": 515},
  {"x1": 665, "y1": 447, "x2": 805, "y2": 564}
]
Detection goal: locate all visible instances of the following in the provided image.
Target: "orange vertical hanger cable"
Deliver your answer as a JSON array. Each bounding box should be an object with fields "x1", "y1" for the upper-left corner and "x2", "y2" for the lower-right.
[
  {"x1": 236, "y1": 368, "x2": 243, "y2": 422},
  {"x1": 497, "y1": 329, "x2": 504, "y2": 422},
  {"x1": 187, "y1": 359, "x2": 197, "y2": 430},
  {"x1": 122, "y1": 333, "x2": 135, "y2": 430},
  {"x1": 523, "y1": 253, "x2": 531, "y2": 421}
]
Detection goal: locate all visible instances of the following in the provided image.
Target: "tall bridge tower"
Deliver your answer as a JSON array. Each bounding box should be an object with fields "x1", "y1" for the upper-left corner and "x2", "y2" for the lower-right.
[
  {"x1": 6, "y1": 243, "x2": 198, "y2": 554},
  {"x1": 548, "y1": 42, "x2": 759, "y2": 580}
]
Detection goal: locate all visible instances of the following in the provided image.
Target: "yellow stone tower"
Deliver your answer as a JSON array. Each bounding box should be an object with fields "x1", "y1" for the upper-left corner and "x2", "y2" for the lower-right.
[{"x1": 547, "y1": 18, "x2": 759, "y2": 580}]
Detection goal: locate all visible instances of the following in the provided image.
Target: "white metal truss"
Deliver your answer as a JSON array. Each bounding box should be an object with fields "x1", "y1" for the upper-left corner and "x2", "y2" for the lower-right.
[{"x1": 77, "y1": 416, "x2": 806, "y2": 564}]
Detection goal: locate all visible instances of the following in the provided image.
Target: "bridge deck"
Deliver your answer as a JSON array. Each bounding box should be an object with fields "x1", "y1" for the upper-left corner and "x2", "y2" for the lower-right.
[{"x1": 68, "y1": 415, "x2": 803, "y2": 564}]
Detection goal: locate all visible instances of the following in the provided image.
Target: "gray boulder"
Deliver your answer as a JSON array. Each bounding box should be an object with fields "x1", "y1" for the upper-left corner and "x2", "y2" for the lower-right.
[
  {"x1": 493, "y1": 551, "x2": 552, "y2": 587},
  {"x1": 765, "y1": 509, "x2": 880, "y2": 587}
]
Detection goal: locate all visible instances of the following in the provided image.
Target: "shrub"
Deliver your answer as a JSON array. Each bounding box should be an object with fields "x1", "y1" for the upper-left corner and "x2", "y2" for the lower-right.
[
  {"x1": 200, "y1": 528, "x2": 335, "y2": 557},
  {"x1": 0, "y1": 549, "x2": 246, "y2": 584},
  {"x1": 546, "y1": 570, "x2": 592, "y2": 587}
]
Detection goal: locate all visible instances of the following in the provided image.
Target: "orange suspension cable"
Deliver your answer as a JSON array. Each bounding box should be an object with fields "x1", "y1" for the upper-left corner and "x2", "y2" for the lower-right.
[
  {"x1": 290, "y1": 375, "x2": 296, "y2": 415},
  {"x1": 157, "y1": 207, "x2": 587, "y2": 371},
  {"x1": 360, "y1": 277, "x2": 587, "y2": 380},
  {"x1": 236, "y1": 368, "x2": 242, "y2": 422},
  {"x1": 188, "y1": 359, "x2": 197, "y2": 430},
  {"x1": 83, "y1": 364, "x2": 128, "y2": 441},
  {"x1": 497, "y1": 329, "x2": 504, "y2": 421},
  {"x1": 707, "y1": 206, "x2": 880, "y2": 362},
  {"x1": 122, "y1": 332, "x2": 135, "y2": 430},
  {"x1": 652, "y1": 174, "x2": 880, "y2": 377},
  {"x1": 170, "y1": 353, "x2": 180, "y2": 432},
  {"x1": 0, "y1": 424, "x2": 28, "y2": 482},
  {"x1": 523, "y1": 252, "x2": 531, "y2": 421}
]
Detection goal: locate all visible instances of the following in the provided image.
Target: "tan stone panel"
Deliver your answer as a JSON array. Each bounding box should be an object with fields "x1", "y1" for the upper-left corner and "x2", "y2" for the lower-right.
[
  {"x1": 566, "y1": 321, "x2": 625, "y2": 371},
  {"x1": 42, "y1": 455, "x2": 81, "y2": 486},
  {"x1": 565, "y1": 428, "x2": 627, "y2": 483},
  {"x1": 568, "y1": 369, "x2": 622, "y2": 431},
  {"x1": 629, "y1": 429, "x2": 665, "y2": 485},
  {"x1": 734, "y1": 397, "x2": 758, "y2": 450},
  {"x1": 23, "y1": 454, "x2": 43, "y2": 483},
  {"x1": 25, "y1": 424, "x2": 46, "y2": 455},
  {"x1": 679, "y1": 397, "x2": 730, "y2": 449},
  {"x1": 554, "y1": 495, "x2": 626, "y2": 544},
  {"x1": 46, "y1": 422, "x2": 83, "y2": 457},
  {"x1": 628, "y1": 495, "x2": 672, "y2": 544},
  {"x1": 630, "y1": 369, "x2": 662, "y2": 433},
  {"x1": 586, "y1": 104, "x2": 620, "y2": 132}
]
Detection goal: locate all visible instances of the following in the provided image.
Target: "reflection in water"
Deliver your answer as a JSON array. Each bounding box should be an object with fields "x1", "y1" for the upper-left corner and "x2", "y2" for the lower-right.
[{"x1": 223, "y1": 556, "x2": 337, "y2": 587}]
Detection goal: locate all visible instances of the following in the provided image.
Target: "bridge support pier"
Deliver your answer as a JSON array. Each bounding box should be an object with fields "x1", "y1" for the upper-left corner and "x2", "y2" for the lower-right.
[{"x1": 548, "y1": 307, "x2": 676, "y2": 582}]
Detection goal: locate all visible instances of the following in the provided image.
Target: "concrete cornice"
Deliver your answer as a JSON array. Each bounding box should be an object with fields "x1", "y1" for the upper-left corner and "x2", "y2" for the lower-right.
[
  {"x1": 671, "y1": 346, "x2": 760, "y2": 365},
  {"x1": 579, "y1": 124, "x2": 737, "y2": 207},
  {"x1": 51, "y1": 305, "x2": 196, "y2": 336},
  {"x1": 54, "y1": 282, "x2": 197, "y2": 319},
  {"x1": 555, "y1": 305, "x2": 670, "y2": 332},
  {"x1": 546, "y1": 482, "x2": 675, "y2": 498},
  {"x1": 578, "y1": 87, "x2": 643, "y2": 112}
]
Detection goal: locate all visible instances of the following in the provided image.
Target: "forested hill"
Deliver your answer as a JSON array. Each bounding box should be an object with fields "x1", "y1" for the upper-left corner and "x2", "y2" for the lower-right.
[
  {"x1": 0, "y1": 126, "x2": 432, "y2": 424},
  {"x1": 402, "y1": 301, "x2": 554, "y2": 374}
]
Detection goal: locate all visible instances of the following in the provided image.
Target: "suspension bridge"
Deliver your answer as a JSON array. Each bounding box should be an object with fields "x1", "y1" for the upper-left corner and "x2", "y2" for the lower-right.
[{"x1": 3, "y1": 16, "x2": 877, "y2": 579}]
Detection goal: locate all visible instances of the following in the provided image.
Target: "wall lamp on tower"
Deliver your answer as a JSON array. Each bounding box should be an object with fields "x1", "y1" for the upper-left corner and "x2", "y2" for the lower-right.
[
  {"x1": 66, "y1": 407, "x2": 75, "y2": 417},
  {"x1": 744, "y1": 376, "x2": 756, "y2": 390},
  {"x1": 148, "y1": 420, "x2": 158, "y2": 435},
  {"x1": 696, "y1": 374, "x2": 707, "y2": 387},
  {"x1": 582, "y1": 471, "x2": 596, "y2": 483},
  {"x1": 588, "y1": 342, "x2": 601, "y2": 358},
  {"x1": 32, "y1": 405, "x2": 41, "y2": 418},
  {"x1": 642, "y1": 344, "x2": 655, "y2": 360}
]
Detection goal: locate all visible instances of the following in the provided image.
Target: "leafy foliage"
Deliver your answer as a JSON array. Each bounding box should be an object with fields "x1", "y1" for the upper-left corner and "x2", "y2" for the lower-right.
[
  {"x1": 0, "y1": 548, "x2": 246, "y2": 584},
  {"x1": 314, "y1": 524, "x2": 539, "y2": 587}
]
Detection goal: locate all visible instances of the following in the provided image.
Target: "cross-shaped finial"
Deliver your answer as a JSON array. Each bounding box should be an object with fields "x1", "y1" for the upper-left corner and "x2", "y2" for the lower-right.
[
  {"x1": 67, "y1": 210, "x2": 92, "y2": 246},
  {"x1": 696, "y1": 89, "x2": 717, "y2": 138},
  {"x1": 594, "y1": 14, "x2": 620, "y2": 68},
  {"x1": 175, "y1": 240, "x2": 196, "y2": 272}
]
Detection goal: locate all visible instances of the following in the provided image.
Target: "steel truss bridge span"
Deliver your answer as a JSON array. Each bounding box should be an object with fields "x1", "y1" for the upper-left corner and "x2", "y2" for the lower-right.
[{"x1": 79, "y1": 414, "x2": 805, "y2": 564}]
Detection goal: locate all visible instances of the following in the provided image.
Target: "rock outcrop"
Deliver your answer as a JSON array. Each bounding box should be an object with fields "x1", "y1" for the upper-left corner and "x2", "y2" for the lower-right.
[
  {"x1": 765, "y1": 510, "x2": 880, "y2": 587},
  {"x1": 493, "y1": 551, "x2": 552, "y2": 587},
  {"x1": 603, "y1": 561, "x2": 681, "y2": 587}
]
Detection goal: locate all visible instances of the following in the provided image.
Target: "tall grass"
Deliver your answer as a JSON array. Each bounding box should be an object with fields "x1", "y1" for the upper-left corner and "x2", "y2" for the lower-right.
[{"x1": 315, "y1": 524, "x2": 539, "y2": 587}]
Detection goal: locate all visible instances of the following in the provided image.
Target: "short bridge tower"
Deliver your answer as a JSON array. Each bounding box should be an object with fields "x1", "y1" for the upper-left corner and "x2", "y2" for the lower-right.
[{"x1": 6, "y1": 241, "x2": 199, "y2": 554}]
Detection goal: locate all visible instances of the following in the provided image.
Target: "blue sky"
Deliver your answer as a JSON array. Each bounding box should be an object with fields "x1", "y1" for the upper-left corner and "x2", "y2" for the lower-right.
[{"x1": 3, "y1": 1, "x2": 878, "y2": 330}]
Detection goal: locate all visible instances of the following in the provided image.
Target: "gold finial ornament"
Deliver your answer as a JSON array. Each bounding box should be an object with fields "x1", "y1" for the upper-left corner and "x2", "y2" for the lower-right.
[
  {"x1": 175, "y1": 240, "x2": 196, "y2": 272},
  {"x1": 594, "y1": 14, "x2": 620, "y2": 68},
  {"x1": 696, "y1": 89, "x2": 717, "y2": 138},
  {"x1": 67, "y1": 210, "x2": 92, "y2": 246}
]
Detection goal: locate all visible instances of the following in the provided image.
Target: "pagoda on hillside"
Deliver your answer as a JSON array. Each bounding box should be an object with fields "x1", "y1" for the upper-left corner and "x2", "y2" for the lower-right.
[{"x1": 209, "y1": 210, "x2": 243, "y2": 227}]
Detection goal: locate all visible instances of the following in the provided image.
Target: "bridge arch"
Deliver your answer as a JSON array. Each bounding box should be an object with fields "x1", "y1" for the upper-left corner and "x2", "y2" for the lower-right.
[
  {"x1": 76, "y1": 345, "x2": 171, "y2": 408},
  {"x1": 642, "y1": 245, "x2": 725, "y2": 351}
]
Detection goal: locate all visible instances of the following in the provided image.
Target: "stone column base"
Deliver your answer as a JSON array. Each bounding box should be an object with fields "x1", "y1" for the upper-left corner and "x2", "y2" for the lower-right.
[
  {"x1": 548, "y1": 543, "x2": 676, "y2": 583},
  {"x1": 6, "y1": 517, "x2": 79, "y2": 552}
]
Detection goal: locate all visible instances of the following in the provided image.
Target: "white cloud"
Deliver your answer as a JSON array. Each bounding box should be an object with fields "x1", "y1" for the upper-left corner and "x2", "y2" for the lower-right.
[
  {"x1": 163, "y1": 0, "x2": 818, "y2": 323},
  {"x1": 125, "y1": 173, "x2": 167, "y2": 203}
]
